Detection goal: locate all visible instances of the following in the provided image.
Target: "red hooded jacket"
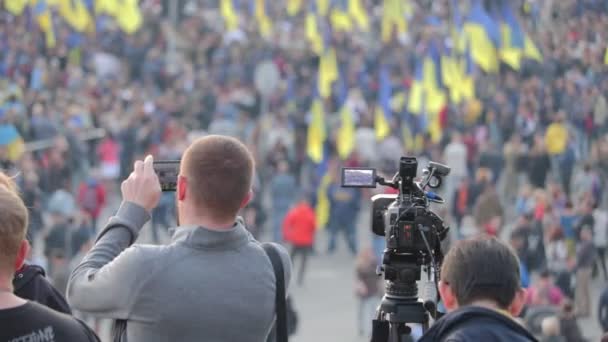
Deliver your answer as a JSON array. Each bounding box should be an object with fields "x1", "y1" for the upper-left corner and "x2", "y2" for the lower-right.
[{"x1": 282, "y1": 203, "x2": 316, "y2": 247}]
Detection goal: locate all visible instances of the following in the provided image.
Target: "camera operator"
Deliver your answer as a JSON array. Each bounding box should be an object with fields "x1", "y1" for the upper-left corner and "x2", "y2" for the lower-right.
[
  {"x1": 67, "y1": 135, "x2": 292, "y2": 341},
  {"x1": 420, "y1": 236, "x2": 537, "y2": 342},
  {"x1": 0, "y1": 185, "x2": 99, "y2": 341}
]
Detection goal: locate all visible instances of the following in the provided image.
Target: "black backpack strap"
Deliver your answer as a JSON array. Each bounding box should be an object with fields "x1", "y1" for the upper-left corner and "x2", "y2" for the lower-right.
[
  {"x1": 112, "y1": 319, "x2": 127, "y2": 342},
  {"x1": 262, "y1": 243, "x2": 288, "y2": 342}
]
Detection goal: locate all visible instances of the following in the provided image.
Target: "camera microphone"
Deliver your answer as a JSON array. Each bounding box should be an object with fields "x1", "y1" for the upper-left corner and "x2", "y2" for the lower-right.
[{"x1": 424, "y1": 191, "x2": 444, "y2": 203}]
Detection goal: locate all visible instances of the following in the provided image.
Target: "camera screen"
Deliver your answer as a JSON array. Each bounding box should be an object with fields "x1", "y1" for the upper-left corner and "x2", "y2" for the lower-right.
[
  {"x1": 341, "y1": 168, "x2": 377, "y2": 188},
  {"x1": 153, "y1": 161, "x2": 180, "y2": 192}
]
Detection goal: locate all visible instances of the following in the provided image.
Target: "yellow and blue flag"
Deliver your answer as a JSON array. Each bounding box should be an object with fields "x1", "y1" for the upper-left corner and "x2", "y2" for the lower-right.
[
  {"x1": 221, "y1": 0, "x2": 239, "y2": 31},
  {"x1": 115, "y1": 0, "x2": 142, "y2": 34},
  {"x1": 32, "y1": 0, "x2": 56, "y2": 48},
  {"x1": 286, "y1": 0, "x2": 302, "y2": 16},
  {"x1": 4, "y1": 0, "x2": 29, "y2": 16},
  {"x1": 348, "y1": 0, "x2": 369, "y2": 31},
  {"x1": 306, "y1": 90, "x2": 326, "y2": 164},
  {"x1": 250, "y1": 0, "x2": 272, "y2": 38},
  {"x1": 317, "y1": 33, "x2": 338, "y2": 99},
  {"x1": 330, "y1": 0, "x2": 352, "y2": 32},
  {"x1": 374, "y1": 64, "x2": 391, "y2": 140},
  {"x1": 57, "y1": 0, "x2": 93, "y2": 32},
  {"x1": 306, "y1": 3, "x2": 324, "y2": 56},
  {"x1": 95, "y1": 0, "x2": 118, "y2": 16},
  {"x1": 314, "y1": 151, "x2": 331, "y2": 229},
  {"x1": 0, "y1": 124, "x2": 24, "y2": 162},
  {"x1": 463, "y1": 0, "x2": 500, "y2": 73},
  {"x1": 381, "y1": 0, "x2": 407, "y2": 43},
  {"x1": 498, "y1": 0, "x2": 524, "y2": 70}
]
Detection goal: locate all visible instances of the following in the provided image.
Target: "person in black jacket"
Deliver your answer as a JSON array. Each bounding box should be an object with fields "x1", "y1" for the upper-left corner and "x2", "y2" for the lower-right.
[
  {"x1": 13, "y1": 263, "x2": 71, "y2": 314},
  {"x1": 420, "y1": 236, "x2": 537, "y2": 342}
]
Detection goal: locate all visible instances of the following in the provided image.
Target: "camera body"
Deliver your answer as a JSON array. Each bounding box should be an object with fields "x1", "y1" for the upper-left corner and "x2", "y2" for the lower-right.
[
  {"x1": 363, "y1": 157, "x2": 449, "y2": 255},
  {"x1": 342, "y1": 156, "x2": 450, "y2": 302}
]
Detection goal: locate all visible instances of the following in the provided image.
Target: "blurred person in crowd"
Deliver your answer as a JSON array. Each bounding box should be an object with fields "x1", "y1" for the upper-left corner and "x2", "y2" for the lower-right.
[
  {"x1": 478, "y1": 142, "x2": 504, "y2": 184},
  {"x1": 67, "y1": 136, "x2": 291, "y2": 342},
  {"x1": 575, "y1": 201, "x2": 595, "y2": 242},
  {"x1": 572, "y1": 163, "x2": 596, "y2": 203},
  {"x1": 593, "y1": 203, "x2": 608, "y2": 280},
  {"x1": 545, "y1": 225, "x2": 572, "y2": 297},
  {"x1": 473, "y1": 181, "x2": 503, "y2": 236},
  {"x1": 282, "y1": 194, "x2": 316, "y2": 286},
  {"x1": 443, "y1": 132, "x2": 468, "y2": 203},
  {"x1": 327, "y1": 174, "x2": 360, "y2": 255},
  {"x1": 270, "y1": 160, "x2": 297, "y2": 242},
  {"x1": 526, "y1": 136, "x2": 551, "y2": 189},
  {"x1": 355, "y1": 248, "x2": 380, "y2": 338},
  {"x1": 560, "y1": 201, "x2": 579, "y2": 257},
  {"x1": 526, "y1": 270, "x2": 565, "y2": 308},
  {"x1": 572, "y1": 227, "x2": 597, "y2": 318},
  {"x1": 77, "y1": 171, "x2": 106, "y2": 232},
  {"x1": 510, "y1": 231, "x2": 531, "y2": 289},
  {"x1": 502, "y1": 133, "x2": 525, "y2": 203},
  {"x1": 540, "y1": 316, "x2": 566, "y2": 342},
  {"x1": 558, "y1": 300, "x2": 587, "y2": 342},
  {"x1": 545, "y1": 112, "x2": 569, "y2": 186},
  {"x1": 599, "y1": 285, "x2": 608, "y2": 333},
  {"x1": 451, "y1": 177, "x2": 474, "y2": 232},
  {"x1": 419, "y1": 237, "x2": 535, "y2": 342},
  {"x1": 0, "y1": 185, "x2": 98, "y2": 341},
  {"x1": 19, "y1": 171, "x2": 44, "y2": 245}
]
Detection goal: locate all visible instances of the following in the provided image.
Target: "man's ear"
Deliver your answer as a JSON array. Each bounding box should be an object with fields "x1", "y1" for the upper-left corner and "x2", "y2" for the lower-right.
[
  {"x1": 14, "y1": 240, "x2": 30, "y2": 271},
  {"x1": 508, "y1": 288, "x2": 527, "y2": 317},
  {"x1": 240, "y1": 190, "x2": 253, "y2": 209},
  {"x1": 177, "y1": 175, "x2": 187, "y2": 202},
  {"x1": 439, "y1": 281, "x2": 458, "y2": 312}
]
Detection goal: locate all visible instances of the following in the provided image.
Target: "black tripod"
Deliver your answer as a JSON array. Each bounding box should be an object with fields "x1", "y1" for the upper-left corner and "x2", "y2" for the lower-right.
[{"x1": 370, "y1": 253, "x2": 437, "y2": 342}]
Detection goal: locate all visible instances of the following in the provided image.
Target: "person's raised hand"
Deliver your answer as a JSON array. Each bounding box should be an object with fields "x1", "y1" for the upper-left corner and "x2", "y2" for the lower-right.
[{"x1": 121, "y1": 155, "x2": 162, "y2": 213}]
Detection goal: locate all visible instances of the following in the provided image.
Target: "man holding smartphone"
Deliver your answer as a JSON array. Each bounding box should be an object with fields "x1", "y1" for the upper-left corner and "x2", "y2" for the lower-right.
[{"x1": 67, "y1": 135, "x2": 291, "y2": 342}]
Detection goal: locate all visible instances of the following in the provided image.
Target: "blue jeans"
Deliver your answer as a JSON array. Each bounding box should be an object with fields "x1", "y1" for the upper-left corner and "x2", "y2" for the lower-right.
[
  {"x1": 328, "y1": 221, "x2": 357, "y2": 255},
  {"x1": 272, "y1": 209, "x2": 288, "y2": 243}
]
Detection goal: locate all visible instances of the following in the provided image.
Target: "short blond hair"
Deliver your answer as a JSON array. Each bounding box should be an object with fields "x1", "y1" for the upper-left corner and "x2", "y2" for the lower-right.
[
  {"x1": 0, "y1": 172, "x2": 18, "y2": 193},
  {"x1": 0, "y1": 184, "x2": 28, "y2": 271}
]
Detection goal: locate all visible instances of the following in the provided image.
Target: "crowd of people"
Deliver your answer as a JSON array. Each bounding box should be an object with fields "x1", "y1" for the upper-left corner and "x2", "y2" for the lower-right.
[{"x1": 1, "y1": 0, "x2": 608, "y2": 340}]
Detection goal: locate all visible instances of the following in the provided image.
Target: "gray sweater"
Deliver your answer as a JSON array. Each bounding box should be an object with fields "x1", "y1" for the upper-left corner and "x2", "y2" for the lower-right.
[{"x1": 67, "y1": 202, "x2": 291, "y2": 342}]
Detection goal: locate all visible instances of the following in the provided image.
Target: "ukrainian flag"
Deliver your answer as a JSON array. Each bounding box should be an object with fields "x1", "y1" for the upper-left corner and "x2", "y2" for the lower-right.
[
  {"x1": 524, "y1": 35, "x2": 542, "y2": 62},
  {"x1": 330, "y1": 0, "x2": 352, "y2": 32},
  {"x1": 286, "y1": 0, "x2": 302, "y2": 16},
  {"x1": 375, "y1": 65, "x2": 391, "y2": 140},
  {"x1": 306, "y1": 93, "x2": 326, "y2": 164},
  {"x1": 4, "y1": 0, "x2": 28, "y2": 15},
  {"x1": 317, "y1": 0, "x2": 330, "y2": 17},
  {"x1": 463, "y1": 0, "x2": 501, "y2": 73},
  {"x1": 605, "y1": 47, "x2": 608, "y2": 65},
  {"x1": 251, "y1": 0, "x2": 272, "y2": 38},
  {"x1": 115, "y1": 0, "x2": 142, "y2": 34},
  {"x1": 58, "y1": 0, "x2": 93, "y2": 32},
  {"x1": 348, "y1": 0, "x2": 369, "y2": 31},
  {"x1": 315, "y1": 152, "x2": 331, "y2": 229},
  {"x1": 499, "y1": 0, "x2": 524, "y2": 70},
  {"x1": 0, "y1": 124, "x2": 24, "y2": 162},
  {"x1": 95, "y1": 0, "x2": 118, "y2": 16},
  {"x1": 381, "y1": 0, "x2": 407, "y2": 43},
  {"x1": 221, "y1": 0, "x2": 239, "y2": 31},
  {"x1": 32, "y1": 0, "x2": 56, "y2": 48},
  {"x1": 318, "y1": 47, "x2": 338, "y2": 99},
  {"x1": 306, "y1": 3, "x2": 324, "y2": 56}
]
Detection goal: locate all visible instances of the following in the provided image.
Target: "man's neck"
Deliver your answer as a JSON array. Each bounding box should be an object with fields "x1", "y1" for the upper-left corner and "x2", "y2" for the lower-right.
[
  {"x1": 180, "y1": 215, "x2": 235, "y2": 231},
  {"x1": 466, "y1": 300, "x2": 511, "y2": 316},
  {"x1": 0, "y1": 277, "x2": 26, "y2": 310}
]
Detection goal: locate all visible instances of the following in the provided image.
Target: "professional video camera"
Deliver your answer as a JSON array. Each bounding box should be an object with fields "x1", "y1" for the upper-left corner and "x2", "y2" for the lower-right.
[{"x1": 342, "y1": 156, "x2": 450, "y2": 342}]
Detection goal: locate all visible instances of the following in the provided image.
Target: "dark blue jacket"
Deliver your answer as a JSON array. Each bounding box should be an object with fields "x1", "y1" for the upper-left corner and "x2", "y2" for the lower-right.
[{"x1": 420, "y1": 306, "x2": 538, "y2": 342}]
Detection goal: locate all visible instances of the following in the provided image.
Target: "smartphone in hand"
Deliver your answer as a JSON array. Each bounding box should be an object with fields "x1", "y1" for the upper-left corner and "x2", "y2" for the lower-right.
[{"x1": 153, "y1": 160, "x2": 180, "y2": 192}]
